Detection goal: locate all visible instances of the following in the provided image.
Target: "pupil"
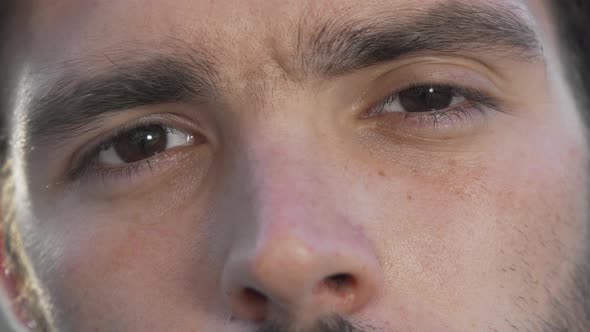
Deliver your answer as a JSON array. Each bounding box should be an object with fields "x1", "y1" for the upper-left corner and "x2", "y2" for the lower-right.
[
  {"x1": 399, "y1": 86, "x2": 454, "y2": 112},
  {"x1": 113, "y1": 125, "x2": 168, "y2": 163}
]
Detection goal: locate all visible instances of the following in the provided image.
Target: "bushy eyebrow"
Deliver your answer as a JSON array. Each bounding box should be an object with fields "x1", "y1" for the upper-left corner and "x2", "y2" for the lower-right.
[
  {"x1": 25, "y1": 1, "x2": 542, "y2": 146},
  {"x1": 26, "y1": 55, "x2": 220, "y2": 146},
  {"x1": 299, "y1": 1, "x2": 541, "y2": 77}
]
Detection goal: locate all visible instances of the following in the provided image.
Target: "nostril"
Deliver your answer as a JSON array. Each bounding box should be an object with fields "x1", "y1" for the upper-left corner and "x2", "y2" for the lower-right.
[
  {"x1": 232, "y1": 287, "x2": 269, "y2": 322},
  {"x1": 323, "y1": 273, "x2": 357, "y2": 295},
  {"x1": 241, "y1": 287, "x2": 268, "y2": 306}
]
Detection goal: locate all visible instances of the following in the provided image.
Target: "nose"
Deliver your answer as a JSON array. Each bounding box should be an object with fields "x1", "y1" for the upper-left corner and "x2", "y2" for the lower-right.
[
  {"x1": 219, "y1": 133, "x2": 382, "y2": 324},
  {"x1": 222, "y1": 225, "x2": 381, "y2": 323}
]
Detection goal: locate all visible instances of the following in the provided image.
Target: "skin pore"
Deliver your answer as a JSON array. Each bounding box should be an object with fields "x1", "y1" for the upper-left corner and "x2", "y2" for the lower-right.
[{"x1": 1, "y1": 0, "x2": 589, "y2": 331}]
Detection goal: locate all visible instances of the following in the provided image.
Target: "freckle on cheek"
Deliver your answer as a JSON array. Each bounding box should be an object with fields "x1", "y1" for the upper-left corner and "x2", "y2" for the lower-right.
[{"x1": 378, "y1": 170, "x2": 386, "y2": 177}]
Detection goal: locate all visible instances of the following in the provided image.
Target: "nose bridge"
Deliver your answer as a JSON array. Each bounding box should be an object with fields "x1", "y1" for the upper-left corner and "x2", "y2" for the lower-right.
[
  {"x1": 239, "y1": 118, "x2": 332, "y2": 226},
  {"x1": 231, "y1": 118, "x2": 333, "y2": 256}
]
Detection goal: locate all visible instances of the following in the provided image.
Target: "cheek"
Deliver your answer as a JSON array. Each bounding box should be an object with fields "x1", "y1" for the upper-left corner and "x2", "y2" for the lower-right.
[
  {"x1": 357, "y1": 113, "x2": 588, "y2": 324},
  {"x1": 19, "y1": 171, "x2": 228, "y2": 329},
  {"x1": 486, "y1": 116, "x2": 589, "y2": 257},
  {"x1": 483, "y1": 125, "x2": 588, "y2": 273},
  {"x1": 362, "y1": 157, "x2": 492, "y2": 315},
  {"x1": 461, "y1": 125, "x2": 590, "y2": 323}
]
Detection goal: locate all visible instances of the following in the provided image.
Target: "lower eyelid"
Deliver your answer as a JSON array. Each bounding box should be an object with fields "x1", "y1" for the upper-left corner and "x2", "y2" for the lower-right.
[
  {"x1": 403, "y1": 107, "x2": 475, "y2": 129},
  {"x1": 75, "y1": 146, "x2": 194, "y2": 184},
  {"x1": 373, "y1": 103, "x2": 490, "y2": 140}
]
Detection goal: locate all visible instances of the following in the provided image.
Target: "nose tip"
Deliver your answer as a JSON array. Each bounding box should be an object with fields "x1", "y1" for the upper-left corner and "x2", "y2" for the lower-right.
[{"x1": 221, "y1": 234, "x2": 380, "y2": 323}]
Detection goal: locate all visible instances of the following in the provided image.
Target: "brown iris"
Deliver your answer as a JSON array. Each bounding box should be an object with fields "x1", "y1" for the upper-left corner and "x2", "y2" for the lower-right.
[
  {"x1": 112, "y1": 125, "x2": 168, "y2": 163},
  {"x1": 398, "y1": 86, "x2": 455, "y2": 112}
]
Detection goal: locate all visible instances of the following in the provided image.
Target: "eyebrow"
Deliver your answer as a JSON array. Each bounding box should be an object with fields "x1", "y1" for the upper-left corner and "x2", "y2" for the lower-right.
[
  {"x1": 299, "y1": 1, "x2": 542, "y2": 76},
  {"x1": 26, "y1": 1, "x2": 541, "y2": 146},
  {"x1": 27, "y1": 55, "x2": 219, "y2": 146}
]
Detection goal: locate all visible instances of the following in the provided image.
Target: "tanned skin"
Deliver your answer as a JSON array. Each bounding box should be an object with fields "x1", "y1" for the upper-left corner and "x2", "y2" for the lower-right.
[{"x1": 0, "y1": 1, "x2": 589, "y2": 331}]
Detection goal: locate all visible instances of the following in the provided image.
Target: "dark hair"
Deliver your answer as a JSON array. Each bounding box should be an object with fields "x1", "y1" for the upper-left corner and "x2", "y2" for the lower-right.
[
  {"x1": 548, "y1": 1, "x2": 590, "y2": 121},
  {"x1": 0, "y1": 0, "x2": 22, "y2": 164},
  {"x1": 1, "y1": 4, "x2": 51, "y2": 331},
  {"x1": 546, "y1": 4, "x2": 590, "y2": 331},
  {"x1": 0, "y1": 2, "x2": 13, "y2": 161}
]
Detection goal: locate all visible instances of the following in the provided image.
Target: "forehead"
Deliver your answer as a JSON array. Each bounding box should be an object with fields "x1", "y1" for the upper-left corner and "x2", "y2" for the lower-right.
[
  {"x1": 525, "y1": 0, "x2": 558, "y2": 44},
  {"x1": 27, "y1": 0, "x2": 533, "y2": 65}
]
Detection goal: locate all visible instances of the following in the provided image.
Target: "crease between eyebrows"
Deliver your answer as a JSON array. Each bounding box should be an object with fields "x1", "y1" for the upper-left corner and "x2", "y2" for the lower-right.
[{"x1": 24, "y1": 0, "x2": 542, "y2": 149}]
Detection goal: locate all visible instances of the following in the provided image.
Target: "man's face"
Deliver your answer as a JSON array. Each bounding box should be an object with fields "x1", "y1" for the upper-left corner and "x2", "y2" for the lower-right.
[{"x1": 5, "y1": 0, "x2": 589, "y2": 331}]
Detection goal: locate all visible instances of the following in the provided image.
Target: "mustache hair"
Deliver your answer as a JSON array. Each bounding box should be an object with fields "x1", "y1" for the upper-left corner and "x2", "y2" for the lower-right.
[{"x1": 255, "y1": 315, "x2": 363, "y2": 332}]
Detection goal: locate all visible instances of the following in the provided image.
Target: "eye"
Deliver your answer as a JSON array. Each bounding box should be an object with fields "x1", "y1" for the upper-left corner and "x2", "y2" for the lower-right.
[
  {"x1": 373, "y1": 85, "x2": 467, "y2": 114},
  {"x1": 97, "y1": 124, "x2": 194, "y2": 165},
  {"x1": 364, "y1": 83, "x2": 501, "y2": 137}
]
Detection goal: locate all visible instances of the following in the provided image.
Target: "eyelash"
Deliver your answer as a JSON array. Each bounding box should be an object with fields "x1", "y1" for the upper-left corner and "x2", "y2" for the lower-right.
[
  {"x1": 66, "y1": 83, "x2": 500, "y2": 184},
  {"x1": 68, "y1": 120, "x2": 193, "y2": 182},
  {"x1": 367, "y1": 82, "x2": 502, "y2": 129}
]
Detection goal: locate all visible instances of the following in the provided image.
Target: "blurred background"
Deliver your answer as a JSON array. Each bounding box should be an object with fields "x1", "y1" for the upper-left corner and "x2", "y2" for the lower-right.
[
  {"x1": 0, "y1": 1, "x2": 16, "y2": 331},
  {"x1": 0, "y1": 308, "x2": 16, "y2": 332}
]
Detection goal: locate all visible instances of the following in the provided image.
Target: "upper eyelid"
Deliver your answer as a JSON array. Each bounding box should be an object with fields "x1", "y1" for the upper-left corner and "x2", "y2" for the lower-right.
[
  {"x1": 27, "y1": 1, "x2": 541, "y2": 147},
  {"x1": 66, "y1": 117, "x2": 199, "y2": 179},
  {"x1": 63, "y1": 72, "x2": 503, "y2": 172},
  {"x1": 96, "y1": 125, "x2": 186, "y2": 150},
  {"x1": 364, "y1": 55, "x2": 511, "y2": 101},
  {"x1": 365, "y1": 82, "x2": 503, "y2": 118}
]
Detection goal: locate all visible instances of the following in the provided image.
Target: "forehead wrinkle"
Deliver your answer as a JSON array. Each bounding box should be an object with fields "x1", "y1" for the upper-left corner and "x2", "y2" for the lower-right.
[{"x1": 20, "y1": 0, "x2": 543, "y2": 148}]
